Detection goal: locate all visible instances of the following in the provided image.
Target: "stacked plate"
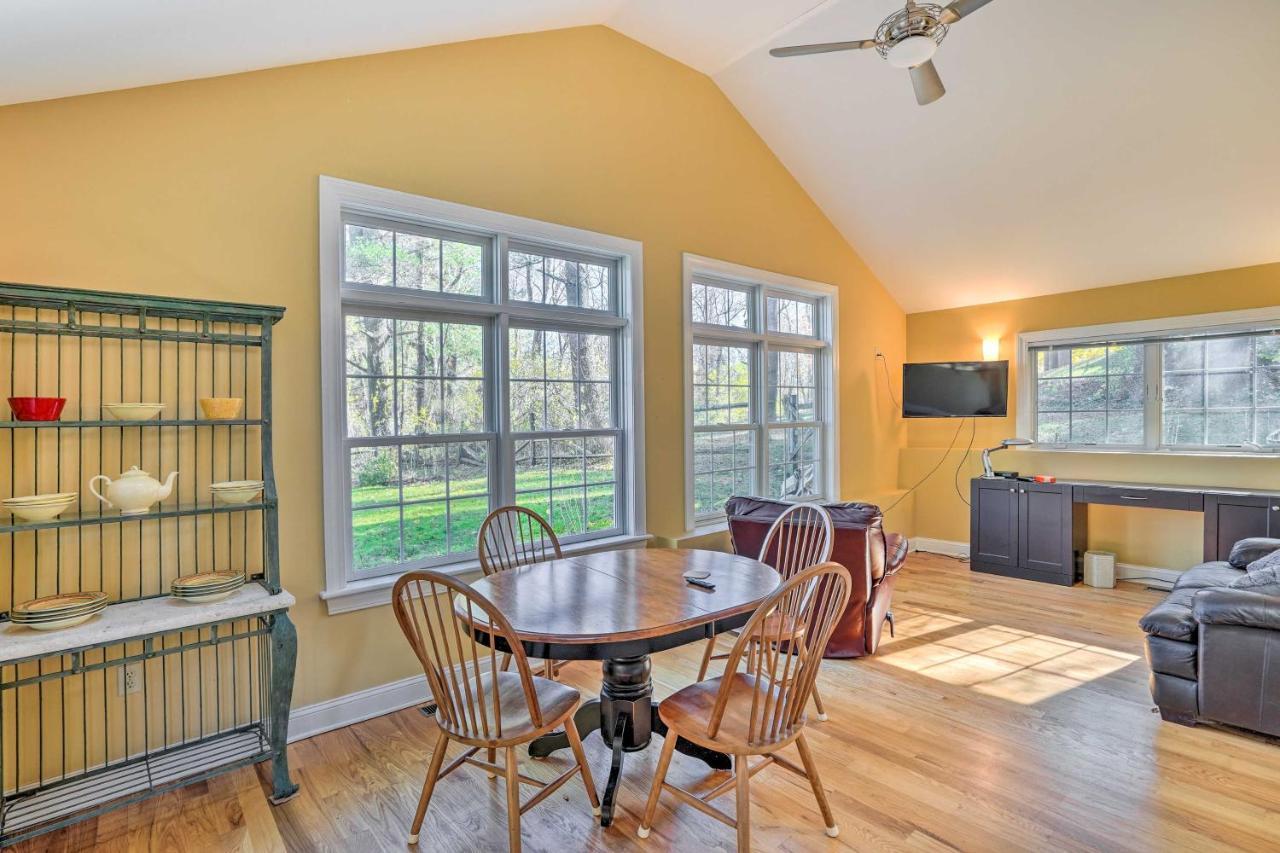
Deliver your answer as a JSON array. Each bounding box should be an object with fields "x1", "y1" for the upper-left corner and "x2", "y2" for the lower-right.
[
  {"x1": 209, "y1": 480, "x2": 264, "y2": 505},
  {"x1": 4, "y1": 492, "x2": 78, "y2": 523},
  {"x1": 170, "y1": 571, "x2": 245, "y2": 603},
  {"x1": 11, "y1": 591, "x2": 108, "y2": 631}
]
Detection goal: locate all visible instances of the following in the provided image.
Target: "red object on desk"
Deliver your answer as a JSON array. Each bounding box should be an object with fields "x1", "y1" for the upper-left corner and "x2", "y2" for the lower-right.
[{"x1": 1033, "y1": 474, "x2": 1057, "y2": 483}]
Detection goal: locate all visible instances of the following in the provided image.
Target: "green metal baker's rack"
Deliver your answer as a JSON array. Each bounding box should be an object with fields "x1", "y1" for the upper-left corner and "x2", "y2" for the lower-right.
[{"x1": 0, "y1": 283, "x2": 298, "y2": 846}]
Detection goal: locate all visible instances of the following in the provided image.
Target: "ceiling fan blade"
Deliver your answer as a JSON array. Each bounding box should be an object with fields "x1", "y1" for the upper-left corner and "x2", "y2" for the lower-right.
[
  {"x1": 769, "y1": 39, "x2": 877, "y2": 58},
  {"x1": 939, "y1": 0, "x2": 997, "y2": 25},
  {"x1": 909, "y1": 60, "x2": 946, "y2": 105}
]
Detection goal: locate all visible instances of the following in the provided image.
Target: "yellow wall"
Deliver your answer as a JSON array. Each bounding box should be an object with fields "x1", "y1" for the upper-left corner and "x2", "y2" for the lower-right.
[
  {"x1": 903, "y1": 262, "x2": 1280, "y2": 570},
  {"x1": 0, "y1": 26, "x2": 905, "y2": 707}
]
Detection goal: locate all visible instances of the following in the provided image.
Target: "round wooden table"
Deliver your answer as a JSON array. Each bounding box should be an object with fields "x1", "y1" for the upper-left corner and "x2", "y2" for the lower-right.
[{"x1": 458, "y1": 548, "x2": 780, "y2": 826}]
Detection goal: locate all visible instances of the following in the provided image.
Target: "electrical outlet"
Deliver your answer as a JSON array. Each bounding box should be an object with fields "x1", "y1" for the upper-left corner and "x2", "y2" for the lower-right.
[{"x1": 118, "y1": 662, "x2": 143, "y2": 696}]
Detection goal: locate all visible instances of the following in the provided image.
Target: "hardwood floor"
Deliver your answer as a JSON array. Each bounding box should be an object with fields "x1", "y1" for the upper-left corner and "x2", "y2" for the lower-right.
[{"x1": 21, "y1": 553, "x2": 1280, "y2": 851}]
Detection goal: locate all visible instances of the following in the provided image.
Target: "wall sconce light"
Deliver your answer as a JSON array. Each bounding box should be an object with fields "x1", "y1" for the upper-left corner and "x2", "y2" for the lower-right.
[{"x1": 982, "y1": 337, "x2": 1000, "y2": 361}]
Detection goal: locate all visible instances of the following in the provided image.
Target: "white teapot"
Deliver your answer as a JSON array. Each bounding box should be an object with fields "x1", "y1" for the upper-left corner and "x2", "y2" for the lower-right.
[{"x1": 89, "y1": 466, "x2": 179, "y2": 515}]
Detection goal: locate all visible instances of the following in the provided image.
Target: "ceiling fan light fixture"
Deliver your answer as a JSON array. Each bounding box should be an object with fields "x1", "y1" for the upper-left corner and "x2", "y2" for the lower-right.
[{"x1": 886, "y1": 34, "x2": 939, "y2": 69}]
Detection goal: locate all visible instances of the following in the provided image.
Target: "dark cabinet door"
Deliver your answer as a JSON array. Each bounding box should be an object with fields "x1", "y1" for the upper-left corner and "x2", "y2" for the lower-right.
[
  {"x1": 971, "y1": 479, "x2": 1019, "y2": 568},
  {"x1": 1204, "y1": 495, "x2": 1272, "y2": 562},
  {"x1": 1018, "y1": 483, "x2": 1072, "y2": 578}
]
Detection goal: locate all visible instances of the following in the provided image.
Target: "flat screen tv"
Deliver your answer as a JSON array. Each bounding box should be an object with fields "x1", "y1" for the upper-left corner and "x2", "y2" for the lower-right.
[{"x1": 902, "y1": 360, "x2": 1009, "y2": 418}]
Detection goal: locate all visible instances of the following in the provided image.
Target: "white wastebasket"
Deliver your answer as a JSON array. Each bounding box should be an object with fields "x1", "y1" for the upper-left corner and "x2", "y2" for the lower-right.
[{"x1": 1084, "y1": 550, "x2": 1116, "y2": 588}]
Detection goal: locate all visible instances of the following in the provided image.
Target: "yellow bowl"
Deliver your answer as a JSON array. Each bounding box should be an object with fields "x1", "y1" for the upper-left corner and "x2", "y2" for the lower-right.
[{"x1": 199, "y1": 397, "x2": 243, "y2": 419}]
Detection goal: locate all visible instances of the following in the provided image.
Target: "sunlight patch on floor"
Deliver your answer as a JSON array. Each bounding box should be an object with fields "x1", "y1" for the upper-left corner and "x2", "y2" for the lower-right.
[
  {"x1": 878, "y1": 607, "x2": 973, "y2": 647},
  {"x1": 878, "y1": 616, "x2": 1138, "y2": 704}
]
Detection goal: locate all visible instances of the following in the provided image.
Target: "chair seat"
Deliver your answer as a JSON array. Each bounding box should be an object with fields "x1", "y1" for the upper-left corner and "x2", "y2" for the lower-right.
[
  {"x1": 658, "y1": 674, "x2": 804, "y2": 755},
  {"x1": 438, "y1": 670, "x2": 580, "y2": 746},
  {"x1": 759, "y1": 612, "x2": 806, "y2": 640}
]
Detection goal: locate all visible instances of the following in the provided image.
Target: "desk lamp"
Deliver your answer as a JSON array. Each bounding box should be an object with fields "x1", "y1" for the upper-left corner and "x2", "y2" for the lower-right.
[{"x1": 981, "y1": 437, "x2": 1032, "y2": 478}]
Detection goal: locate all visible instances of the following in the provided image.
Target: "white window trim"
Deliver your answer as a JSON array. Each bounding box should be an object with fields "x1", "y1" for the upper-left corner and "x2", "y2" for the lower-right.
[
  {"x1": 318, "y1": 176, "x2": 646, "y2": 613},
  {"x1": 1016, "y1": 305, "x2": 1280, "y2": 457},
  {"x1": 682, "y1": 254, "x2": 840, "y2": 535}
]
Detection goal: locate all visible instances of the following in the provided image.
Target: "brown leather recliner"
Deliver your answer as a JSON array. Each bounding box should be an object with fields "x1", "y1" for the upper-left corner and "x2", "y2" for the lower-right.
[{"x1": 724, "y1": 496, "x2": 908, "y2": 658}]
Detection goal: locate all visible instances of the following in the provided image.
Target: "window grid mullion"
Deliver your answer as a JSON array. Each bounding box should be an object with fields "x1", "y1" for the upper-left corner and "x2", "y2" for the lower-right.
[
  {"x1": 757, "y1": 336, "x2": 769, "y2": 499},
  {"x1": 1145, "y1": 342, "x2": 1162, "y2": 450}
]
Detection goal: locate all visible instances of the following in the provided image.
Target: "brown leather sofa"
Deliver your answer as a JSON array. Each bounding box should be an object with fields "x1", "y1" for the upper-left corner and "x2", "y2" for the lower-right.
[
  {"x1": 724, "y1": 496, "x2": 908, "y2": 658},
  {"x1": 1139, "y1": 537, "x2": 1280, "y2": 737}
]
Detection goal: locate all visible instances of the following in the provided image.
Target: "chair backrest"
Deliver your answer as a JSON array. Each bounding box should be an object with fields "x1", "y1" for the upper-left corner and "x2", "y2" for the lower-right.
[
  {"x1": 478, "y1": 506, "x2": 562, "y2": 576},
  {"x1": 392, "y1": 570, "x2": 543, "y2": 741},
  {"x1": 758, "y1": 503, "x2": 834, "y2": 580},
  {"x1": 708, "y1": 562, "x2": 852, "y2": 746}
]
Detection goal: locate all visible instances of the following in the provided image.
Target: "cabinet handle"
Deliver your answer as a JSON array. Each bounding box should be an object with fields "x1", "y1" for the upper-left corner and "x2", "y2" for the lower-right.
[
  {"x1": 1120, "y1": 495, "x2": 1149, "y2": 501},
  {"x1": 1009, "y1": 488, "x2": 1015, "y2": 493},
  {"x1": 1273, "y1": 505, "x2": 1279, "y2": 511}
]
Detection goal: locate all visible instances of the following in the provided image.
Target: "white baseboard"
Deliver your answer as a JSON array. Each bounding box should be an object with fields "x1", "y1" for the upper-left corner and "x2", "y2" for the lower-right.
[
  {"x1": 289, "y1": 673, "x2": 430, "y2": 742},
  {"x1": 288, "y1": 658, "x2": 493, "y2": 743},
  {"x1": 1114, "y1": 563, "x2": 1178, "y2": 590},
  {"x1": 911, "y1": 537, "x2": 970, "y2": 559}
]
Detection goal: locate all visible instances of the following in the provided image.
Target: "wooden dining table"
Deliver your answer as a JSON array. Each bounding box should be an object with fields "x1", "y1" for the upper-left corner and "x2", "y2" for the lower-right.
[{"x1": 457, "y1": 547, "x2": 780, "y2": 826}]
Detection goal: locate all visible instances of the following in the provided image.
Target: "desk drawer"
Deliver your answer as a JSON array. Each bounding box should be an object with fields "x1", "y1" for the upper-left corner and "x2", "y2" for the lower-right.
[{"x1": 1073, "y1": 485, "x2": 1200, "y2": 511}]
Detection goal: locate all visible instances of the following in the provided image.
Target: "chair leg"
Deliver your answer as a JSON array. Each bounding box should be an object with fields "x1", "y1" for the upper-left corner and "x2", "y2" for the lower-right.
[
  {"x1": 500, "y1": 653, "x2": 512, "y2": 672},
  {"x1": 409, "y1": 729, "x2": 450, "y2": 844},
  {"x1": 564, "y1": 710, "x2": 601, "y2": 815},
  {"x1": 637, "y1": 727, "x2": 678, "y2": 838},
  {"x1": 885, "y1": 610, "x2": 895, "y2": 638},
  {"x1": 810, "y1": 685, "x2": 829, "y2": 722},
  {"x1": 697, "y1": 636, "x2": 717, "y2": 681},
  {"x1": 504, "y1": 746, "x2": 522, "y2": 852},
  {"x1": 544, "y1": 659, "x2": 554, "y2": 679},
  {"x1": 794, "y1": 733, "x2": 838, "y2": 838},
  {"x1": 486, "y1": 747, "x2": 497, "y2": 777},
  {"x1": 735, "y1": 754, "x2": 751, "y2": 852}
]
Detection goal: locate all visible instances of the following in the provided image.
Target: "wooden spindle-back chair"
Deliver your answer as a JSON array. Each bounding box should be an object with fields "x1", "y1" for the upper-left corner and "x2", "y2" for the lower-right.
[
  {"x1": 477, "y1": 506, "x2": 565, "y2": 679},
  {"x1": 392, "y1": 570, "x2": 598, "y2": 851},
  {"x1": 478, "y1": 506, "x2": 562, "y2": 575},
  {"x1": 639, "y1": 562, "x2": 852, "y2": 850},
  {"x1": 698, "y1": 503, "x2": 835, "y2": 718}
]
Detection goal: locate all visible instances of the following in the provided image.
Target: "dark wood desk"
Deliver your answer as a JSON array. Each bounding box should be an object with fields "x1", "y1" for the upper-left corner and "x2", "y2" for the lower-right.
[
  {"x1": 459, "y1": 548, "x2": 780, "y2": 826},
  {"x1": 970, "y1": 477, "x2": 1280, "y2": 585}
]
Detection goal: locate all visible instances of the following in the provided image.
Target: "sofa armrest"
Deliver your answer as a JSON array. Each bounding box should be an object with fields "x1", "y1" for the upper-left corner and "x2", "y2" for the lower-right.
[
  {"x1": 1194, "y1": 588, "x2": 1280, "y2": 631},
  {"x1": 882, "y1": 533, "x2": 908, "y2": 577}
]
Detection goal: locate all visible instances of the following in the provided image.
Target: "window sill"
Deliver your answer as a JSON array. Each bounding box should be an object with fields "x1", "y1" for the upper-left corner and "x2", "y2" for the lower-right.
[
  {"x1": 1015, "y1": 445, "x2": 1280, "y2": 461},
  {"x1": 318, "y1": 532, "x2": 653, "y2": 615}
]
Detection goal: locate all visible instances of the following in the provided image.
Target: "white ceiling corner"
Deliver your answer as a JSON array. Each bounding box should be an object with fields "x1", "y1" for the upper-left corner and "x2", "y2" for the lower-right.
[{"x1": 3, "y1": 0, "x2": 1278, "y2": 313}]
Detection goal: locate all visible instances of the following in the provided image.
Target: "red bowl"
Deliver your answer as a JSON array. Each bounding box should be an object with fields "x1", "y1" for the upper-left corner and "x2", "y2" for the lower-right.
[{"x1": 8, "y1": 397, "x2": 67, "y2": 421}]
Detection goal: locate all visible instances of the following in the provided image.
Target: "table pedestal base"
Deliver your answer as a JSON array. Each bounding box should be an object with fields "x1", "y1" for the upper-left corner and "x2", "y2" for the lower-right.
[{"x1": 527, "y1": 654, "x2": 731, "y2": 826}]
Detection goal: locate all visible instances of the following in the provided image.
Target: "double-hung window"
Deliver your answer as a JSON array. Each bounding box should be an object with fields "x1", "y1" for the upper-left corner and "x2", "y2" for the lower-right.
[
  {"x1": 1020, "y1": 308, "x2": 1280, "y2": 453},
  {"x1": 319, "y1": 178, "x2": 645, "y2": 612},
  {"x1": 684, "y1": 256, "x2": 838, "y2": 530}
]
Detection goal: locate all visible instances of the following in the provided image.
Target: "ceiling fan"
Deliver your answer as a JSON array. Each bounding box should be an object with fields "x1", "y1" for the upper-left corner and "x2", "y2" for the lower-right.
[{"x1": 769, "y1": 0, "x2": 997, "y2": 106}]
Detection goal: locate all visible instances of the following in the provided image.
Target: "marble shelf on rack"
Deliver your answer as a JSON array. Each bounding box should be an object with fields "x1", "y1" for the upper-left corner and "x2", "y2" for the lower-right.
[
  {"x1": 0, "y1": 418, "x2": 264, "y2": 429},
  {"x1": 0, "y1": 501, "x2": 270, "y2": 534},
  {"x1": 0, "y1": 584, "x2": 295, "y2": 665}
]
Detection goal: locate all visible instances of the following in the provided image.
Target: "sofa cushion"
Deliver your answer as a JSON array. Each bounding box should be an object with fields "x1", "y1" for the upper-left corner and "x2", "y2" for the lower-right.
[
  {"x1": 1227, "y1": 537, "x2": 1280, "y2": 569},
  {"x1": 1144, "y1": 635, "x2": 1197, "y2": 680},
  {"x1": 1138, "y1": 587, "x2": 1201, "y2": 642},
  {"x1": 1172, "y1": 562, "x2": 1244, "y2": 591}
]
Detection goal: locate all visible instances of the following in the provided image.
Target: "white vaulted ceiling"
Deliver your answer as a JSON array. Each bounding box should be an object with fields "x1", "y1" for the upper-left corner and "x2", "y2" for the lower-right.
[{"x1": 3, "y1": 0, "x2": 1279, "y2": 312}]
